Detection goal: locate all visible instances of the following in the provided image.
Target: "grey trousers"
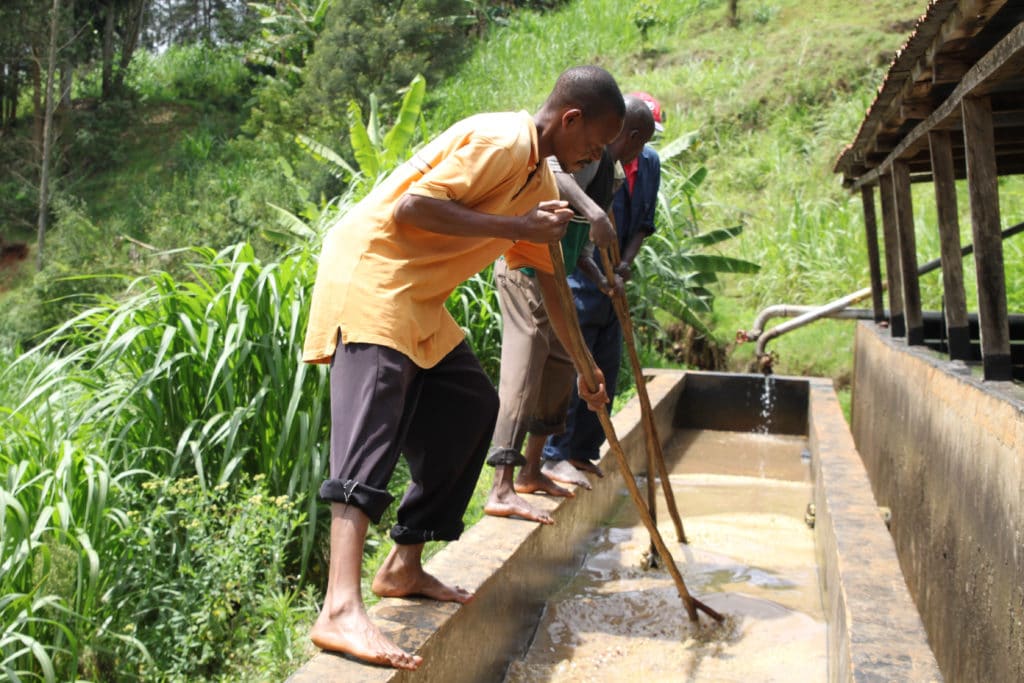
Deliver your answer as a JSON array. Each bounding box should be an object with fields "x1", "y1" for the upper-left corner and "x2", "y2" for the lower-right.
[{"x1": 319, "y1": 338, "x2": 498, "y2": 544}]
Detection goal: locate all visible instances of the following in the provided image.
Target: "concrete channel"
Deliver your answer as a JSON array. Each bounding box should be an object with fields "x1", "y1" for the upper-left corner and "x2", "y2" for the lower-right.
[{"x1": 287, "y1": 369, "x2": 942, "y2": 682}]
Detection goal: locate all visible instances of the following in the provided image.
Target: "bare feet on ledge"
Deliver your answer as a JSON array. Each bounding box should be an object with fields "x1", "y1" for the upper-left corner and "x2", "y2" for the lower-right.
[
  {"x1": 484, "y1": 486, "x2": 556, "y2": 524},
  {"x1": 514, "y1": 469, "x2": 574, "y2": 498},
  {"x1": 542, "y1": 459, "x2": 593, "y2": 489},
  {"x1": 569, "y1": 458, "x2": 604, "y2": 478},
  {"x1": 371, "y1": 545, "x2": 473, "y2": 603},
  {"x1": 310, "y1": 602, "x2": 422, "y2": 670}
]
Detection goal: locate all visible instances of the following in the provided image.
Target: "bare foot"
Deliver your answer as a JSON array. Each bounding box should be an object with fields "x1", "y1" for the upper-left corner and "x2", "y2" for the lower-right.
[
  {"x1": 514, "y1": 469, "x2": 574, "y2": 498},
  {"x1": 542, "y1": 459, "x2": 593, "y2": 490},
  {"x1": 310, "y1": 602, "x2": 422, "y2": 670},
  {"x1": 484, "y1": 486, "x2": 555, "y2": 524},
  {"x1": 570, "y1": 458, "x2": 604, "y2": 477},
  {"x1": 371, "y1": 546, "x2": 473, "y2": 603}
]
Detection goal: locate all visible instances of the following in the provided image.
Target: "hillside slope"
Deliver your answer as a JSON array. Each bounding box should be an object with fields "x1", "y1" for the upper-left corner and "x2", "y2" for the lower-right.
[{"x1": 429, "y1": 0, "x2": 1024, "y2": 383}]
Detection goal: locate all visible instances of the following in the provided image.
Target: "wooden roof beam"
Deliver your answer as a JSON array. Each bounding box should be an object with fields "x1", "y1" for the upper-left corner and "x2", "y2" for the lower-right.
[
  {"x1": 835, "y1": 0, "x2": 1009, "y2": 177},
  {"x1": 933, "y1": 53, "x2": 971, "y2": 83},
  {"x1": 849, "y1": 19, "x2": 1024, "y2": 190}
]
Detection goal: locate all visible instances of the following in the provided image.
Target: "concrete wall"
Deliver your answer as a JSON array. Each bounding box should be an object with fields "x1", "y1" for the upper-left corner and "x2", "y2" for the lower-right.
[
  {"x1": 287, "y1": 370, "x2": 686, "y2": 683},
  {"x1": 809, "y1": 377, "x2": 942, "y2": 683},
  {"x1": 852, "y1": 322, "x2": 1024, "y2": 683}
]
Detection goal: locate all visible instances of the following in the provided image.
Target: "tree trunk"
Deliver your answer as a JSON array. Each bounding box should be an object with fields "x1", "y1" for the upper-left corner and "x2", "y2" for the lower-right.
[
  {"x1": 729, "y1": 0, "x2": 738, "y2": 27},
  {"x1": 113, "y1": 0, "x2": 146, "y2": 93},
  {"x1": 1, "y1": 63, "x2": 9, "y2": 128},
  {"x1": 37, "y1": 0, "x2": 61, "y2": 271},
  {"x1": 31, "y1": 56, "x2": 42, "y2": 161},
  {"x1": 102, "y1": 0, "x2": 114, "y2": 98},
  {"x1": 59, "y1": 60, "x2": 72, "y2": 110},
  {"x1": 58, "y1": 0, "x2": 73, "y2": 111},
  {"x1": 9, "y1": 64, "x2": 18, "y2": 126}
]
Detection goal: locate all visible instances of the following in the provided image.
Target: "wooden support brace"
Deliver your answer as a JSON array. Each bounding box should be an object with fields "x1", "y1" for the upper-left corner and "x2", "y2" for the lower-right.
[
  {"x1": 927, "y1": 129, "x2": 972, "y2": 360},
  {"x1": 962, "y1": 95, "x2": 1013, "y2": 380},
  {"x1": 860, "y1": 185, "x2": 887, "y2": 323},
  {"x1": 878, "y1": 173, "x2": 906, "y2": 337},
  {"x1": 892, "y1": 159, "x2": 924, "y2": 345}
]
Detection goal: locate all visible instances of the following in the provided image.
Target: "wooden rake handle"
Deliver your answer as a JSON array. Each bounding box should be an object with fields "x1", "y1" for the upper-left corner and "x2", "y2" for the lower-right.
[
  {"x1": 547, "y1": 242, "x2": 721, "y2": 623},
  {"x1": 598, "y1": 242, "x2": 688, "y2": 544}
]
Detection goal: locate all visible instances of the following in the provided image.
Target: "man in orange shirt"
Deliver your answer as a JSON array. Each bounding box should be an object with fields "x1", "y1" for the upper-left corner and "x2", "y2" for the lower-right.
[
  {"x1": 302, "y1": 65, "x2": 624, "y2": 670},
  {"x1": 484, "y1": 99, "x2": 656, "y2": 521}
]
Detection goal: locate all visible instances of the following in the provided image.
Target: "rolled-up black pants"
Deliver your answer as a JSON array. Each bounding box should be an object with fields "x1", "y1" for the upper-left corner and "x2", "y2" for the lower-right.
[{"x1": 319, "y1": 338, "x2": 498, "y2": 545}]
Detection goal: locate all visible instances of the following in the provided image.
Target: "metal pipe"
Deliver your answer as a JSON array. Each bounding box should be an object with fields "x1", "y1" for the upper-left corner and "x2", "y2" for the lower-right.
[
  {"x1": 748, "y1": 306, "x2": 878, "y2": 340},
  {"x1": 745, "y1": 220, "x2": 1024, "y2": 366},
  {"x1": 754, "y1": 289, "x2": 877, "y2": 358}
]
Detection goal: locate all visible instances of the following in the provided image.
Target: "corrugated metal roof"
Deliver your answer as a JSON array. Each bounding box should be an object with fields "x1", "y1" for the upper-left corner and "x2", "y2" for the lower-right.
[{"x1": 835, "y1": 0, "x2": 1024, "y2": 186}]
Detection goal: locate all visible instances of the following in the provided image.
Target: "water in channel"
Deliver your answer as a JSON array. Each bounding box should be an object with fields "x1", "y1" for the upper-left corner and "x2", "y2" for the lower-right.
[{"x1": 504, "y1": 429, "x2": 826, "y2": 683}]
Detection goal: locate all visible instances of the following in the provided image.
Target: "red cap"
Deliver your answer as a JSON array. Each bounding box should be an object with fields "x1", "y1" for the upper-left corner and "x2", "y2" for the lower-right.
[{"x1": 628, "y1": 91, "x2": 664, "y2": 132}]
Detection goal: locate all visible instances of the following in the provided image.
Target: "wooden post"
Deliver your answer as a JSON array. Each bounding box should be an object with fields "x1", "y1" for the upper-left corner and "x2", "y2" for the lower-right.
[
  {"x1": 927, "y1": 130, "x2": 971, "y2": 360},
  {"x1": 860, "y1": 185, "x2": 886, "y2": 323},
  {"x1": 878, "y1": 173, "x2": 906, "y2": 337},
  {"x1": 892, "y1": 160, "x2": 924, "y2": 345},
  {"x1": 961, "y1": 96, "x2": 1012, "y2": 380}
]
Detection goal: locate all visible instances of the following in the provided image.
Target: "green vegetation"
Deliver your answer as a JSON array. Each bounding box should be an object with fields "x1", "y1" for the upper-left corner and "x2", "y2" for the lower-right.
[{"x1": 3, "y1": 0, "x2": 1024, "y2": 680}]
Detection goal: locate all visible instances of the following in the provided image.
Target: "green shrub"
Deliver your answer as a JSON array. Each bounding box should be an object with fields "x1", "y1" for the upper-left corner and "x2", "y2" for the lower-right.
[
  {"x1": 127, "y1": 45, "x2": 254, "y2": 110},
  {"x1": 298, "y1": 0, "x2": 471, "y2": 140},
  {"x1": 122, "y1": 474, "x2": 305, "y2": 680}
]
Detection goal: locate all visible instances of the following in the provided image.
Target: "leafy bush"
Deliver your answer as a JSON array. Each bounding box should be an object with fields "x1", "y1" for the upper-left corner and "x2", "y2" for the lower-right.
[
  {"x1": 126, "y1": 45, "x2": 254, "y2": 110},
  {"x1": 15, "y1": 196, "x2": 129, "y2": 346},
  {"x1": 122, "y1": 474, "x2": 305, "y2": 680},
  {"x1": 629, "y1": 136, "x2": 759, "y2": 355},
  {"x1": 298, "y1": 0, "x2": 471, "y2": 140}
]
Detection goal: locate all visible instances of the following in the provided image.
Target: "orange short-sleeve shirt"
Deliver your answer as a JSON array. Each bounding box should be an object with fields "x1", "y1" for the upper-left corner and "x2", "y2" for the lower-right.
[{"x1": 302, "y1": 111, "x2": 557, "y2": 368}]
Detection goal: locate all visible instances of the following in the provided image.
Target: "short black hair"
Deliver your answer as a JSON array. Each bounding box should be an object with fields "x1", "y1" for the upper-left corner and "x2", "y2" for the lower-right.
[
  {"x1": 623, "y1": 95, "x2": 655, "y2": 137},
  {"x1": 548, "y1": 65, "x2": 625, "y2": 121}
]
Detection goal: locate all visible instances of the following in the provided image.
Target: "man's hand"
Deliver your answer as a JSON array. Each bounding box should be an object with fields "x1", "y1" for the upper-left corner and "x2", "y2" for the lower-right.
[
  {"x1": 614, "y1": 260, "x2": 633, "y2": 282},
  {"x1": 577, "y1": 367, "x2": 610, "y2": 412},
  {"x1": 587, "y1": 213, "x2": 616, "y2": 248},
  {"x1": 599, "y1": 273, "x2": 625, "y2": 300},
  {"x1": 519, "y1": 200, "x2": 573, "y2": 243}
]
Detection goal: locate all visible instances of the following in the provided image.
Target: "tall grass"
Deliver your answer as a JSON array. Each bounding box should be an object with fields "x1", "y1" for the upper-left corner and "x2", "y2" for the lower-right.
[{"x1": 2, "y1": 242, "x2": 332, "y2": 680}]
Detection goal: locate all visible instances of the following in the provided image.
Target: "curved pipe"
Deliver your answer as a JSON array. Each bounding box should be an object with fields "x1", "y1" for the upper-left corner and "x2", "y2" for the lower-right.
[
  {"x1": 754, "y1": 287, "x2": 878, "y2": 358},
  {"x1": 745, "y1": 220, "x2": 1024, "y2": 370}
]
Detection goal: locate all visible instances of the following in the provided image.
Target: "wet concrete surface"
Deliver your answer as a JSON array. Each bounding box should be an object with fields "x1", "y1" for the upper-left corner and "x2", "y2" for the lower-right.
[{"x1": 505, "y1": 430, "x2": 827, "y2": 682}]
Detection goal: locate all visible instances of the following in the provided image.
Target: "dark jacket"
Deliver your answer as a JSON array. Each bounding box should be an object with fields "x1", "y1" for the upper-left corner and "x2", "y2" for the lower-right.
[{"x1": 568, "y1": 144, "x2": 660, "y2": 326}]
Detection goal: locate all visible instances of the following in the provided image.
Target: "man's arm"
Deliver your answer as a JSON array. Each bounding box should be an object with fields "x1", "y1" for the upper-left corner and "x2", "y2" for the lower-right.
[
  {"x1": 577, "y1": 254, "x2": 624, "y2": 298},
  {"x1": 615, "y1": 231, "x2": 648, "y2": 281},
  {"x1": 394, "y1": 195, "x2": 573, "y2": 243},
  {"x1": 535, "y1": 270, "x2": 609, "y2": 412},
  {"x1": 552, "y1": 172, "x2": 616, "y2": 248},
  {"x1": 577, "y1": 208, "x2": 624, "y2": 297}
]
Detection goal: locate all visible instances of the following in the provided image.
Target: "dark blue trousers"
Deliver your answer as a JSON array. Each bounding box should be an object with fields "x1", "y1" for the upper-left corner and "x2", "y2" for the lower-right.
[{"x1": 543, "y1": 309, "x2": 622, "y2": 463}]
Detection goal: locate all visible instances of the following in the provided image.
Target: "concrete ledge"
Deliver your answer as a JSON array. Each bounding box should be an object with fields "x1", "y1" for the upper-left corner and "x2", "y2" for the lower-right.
[
  {"x1": 852, "y1": 322, "x2": 1024, "y2": 683},
  {"x1": 808, "y1": 377, "x2": 942, "y2": 683},
  {"x1": 287, "y1": 370, "x2": 685, "y2": 683}
]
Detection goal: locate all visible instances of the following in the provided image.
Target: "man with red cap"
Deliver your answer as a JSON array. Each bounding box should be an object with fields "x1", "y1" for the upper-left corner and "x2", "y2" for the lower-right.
[{"x1": 542, "y1": 92, "x2": 665, "y2": 486}]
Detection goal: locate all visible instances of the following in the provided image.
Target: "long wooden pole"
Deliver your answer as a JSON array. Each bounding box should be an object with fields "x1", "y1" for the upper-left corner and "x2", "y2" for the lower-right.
[
  {"x1": 548, "y1": 242, "x2": 721, "y2": 624},
  {"x1": 599, "y1": 242, "x2": 687, "y2": 545}
]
